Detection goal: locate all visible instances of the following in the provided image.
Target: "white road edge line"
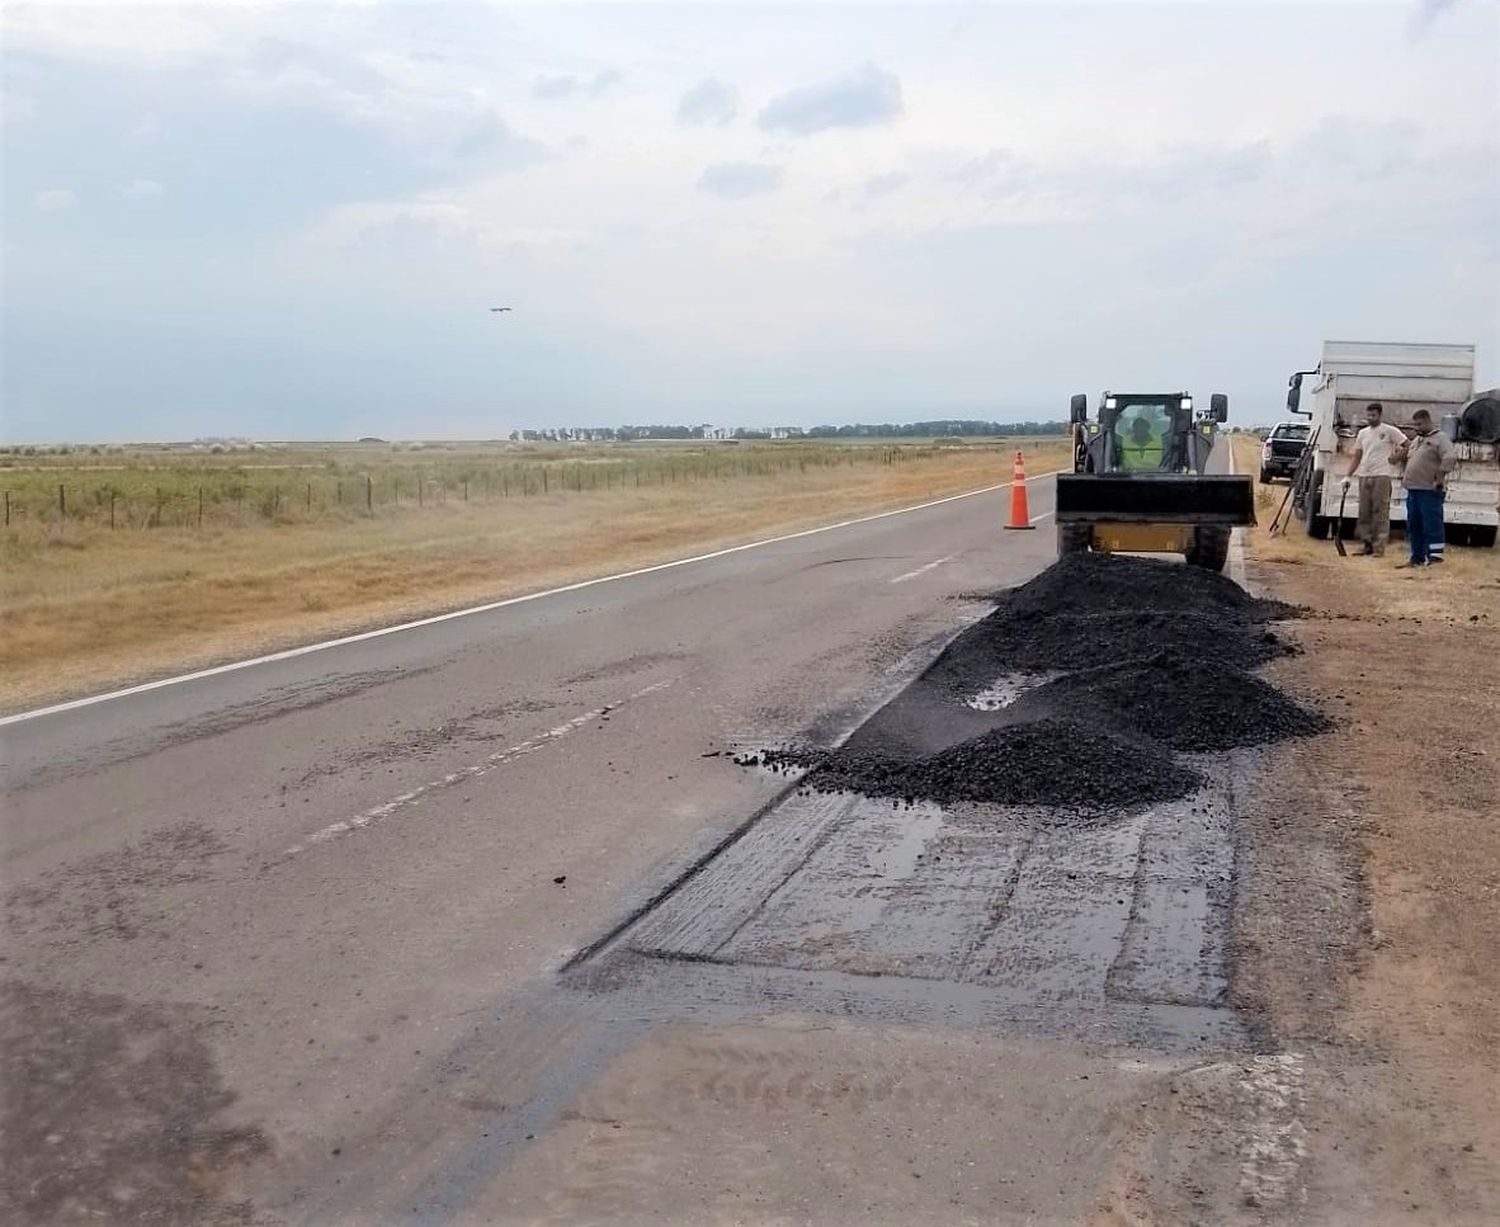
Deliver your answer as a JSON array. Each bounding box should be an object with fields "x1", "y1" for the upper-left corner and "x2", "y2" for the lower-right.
[
  {"x1": 281, "y1": 679, "x2": 674, "y2": 857},
  {"x1": 1225, "y1": 439, "x2": 1249, "y2": 587},
  {"x1": 889, "y1": 554, "x2": 958, "y2": 584},
  {"x1": 1, "y1": 468, "x2": 1067, "y2": 727}
]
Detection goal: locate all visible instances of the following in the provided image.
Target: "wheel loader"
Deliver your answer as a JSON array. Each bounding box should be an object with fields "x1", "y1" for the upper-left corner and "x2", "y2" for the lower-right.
[{"x1": 1056, "y1": 391, "x2": 1255, "y2": 572}]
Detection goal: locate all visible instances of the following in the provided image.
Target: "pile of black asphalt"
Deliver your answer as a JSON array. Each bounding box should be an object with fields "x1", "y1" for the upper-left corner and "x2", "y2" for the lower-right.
[
  {"x1": 987, "y1": 552, "x2": 1297, "y2": 623},
  {"x1": 738, "y1": 552, "x2": 1325, "y2": 815},
  {"x1": 750, "y1": 718, "x2": 1202, "y2": 809},
  {"x1": 1006, "y1": 653, "x2": 1332, "y2": 751}
]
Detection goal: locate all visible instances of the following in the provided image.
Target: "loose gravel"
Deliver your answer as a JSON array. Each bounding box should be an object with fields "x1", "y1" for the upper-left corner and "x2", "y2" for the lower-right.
[
  {"x1": 990, "y1": 552, "x2": 1297, "y2": 624},
  {"x1": 930, "y1": 607, "x2": 1295, "y2": 684},
  {"x1": 1008, "y1": 652, "x2": 1332, "y2": 751},
  {"x1": 750, "y1": 717, "x2": 1203, "y2": 810},
  {"x1": 736, "y1": 555, "x2": 1328, "y2": 816}
]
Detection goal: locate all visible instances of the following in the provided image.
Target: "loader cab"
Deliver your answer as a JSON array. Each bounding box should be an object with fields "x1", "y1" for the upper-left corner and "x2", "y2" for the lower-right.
[{"x1": 1098, "y1": 393, "x2": 1198, "y2": 473}]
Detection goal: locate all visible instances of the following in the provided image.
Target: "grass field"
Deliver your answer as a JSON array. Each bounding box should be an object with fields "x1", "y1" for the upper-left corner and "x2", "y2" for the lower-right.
[{"x1": 0, "y1": 437, "x2": 1070, "y2": 711}]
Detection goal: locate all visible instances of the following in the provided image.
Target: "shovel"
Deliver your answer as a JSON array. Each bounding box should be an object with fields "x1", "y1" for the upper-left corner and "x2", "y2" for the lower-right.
[{"x1": 1334, "y1": 481, "x2": 1350, "y2": 556}]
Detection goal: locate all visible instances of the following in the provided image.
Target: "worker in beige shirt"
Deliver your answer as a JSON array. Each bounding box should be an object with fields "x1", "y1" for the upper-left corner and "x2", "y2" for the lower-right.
[{"x1": 1341, "y1": 402, "x2": 1406, "y2": 556}]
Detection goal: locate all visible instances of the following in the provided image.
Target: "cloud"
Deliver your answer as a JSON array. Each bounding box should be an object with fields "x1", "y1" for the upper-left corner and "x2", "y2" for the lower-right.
[
  {"x1": 1, "y1": 90, "x2": 37, "y2": 127},
  {"x1": 677, "y1": 78, "x2": 737, "y2": 126},
  {"x1": 532, "y1": 69, "x2": 620, "y2": 102},
  {"x1": 696, "y1": 162, "x2": 783, "y2": 200},
  {"x1": 758, "y1": 64, "x2": 902, "y2": 136},
  {"x1": 1417, "y1": 0, "x2": 1462, "y2": 24},
  {"x1": 34, "y1": 188, "x2": 78, "y2": 213},
  {"x1": 122, "y1": 178, "x2": 165, "y2": 200},
  {"x1": 863, "y1": 171, "x2": 909, "y2": 199},
  {"x1": 533, "y1": 74, "x2": 578, "y2": 100},
  {"x1": 588, "y1": 69, "x2": 621, "y2": 98}
]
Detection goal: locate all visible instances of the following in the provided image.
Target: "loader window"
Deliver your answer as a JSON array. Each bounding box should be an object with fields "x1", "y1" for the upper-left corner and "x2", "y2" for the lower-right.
[{"x1": 1115, "y1": 403, "x2": 1170, "y2": 471}]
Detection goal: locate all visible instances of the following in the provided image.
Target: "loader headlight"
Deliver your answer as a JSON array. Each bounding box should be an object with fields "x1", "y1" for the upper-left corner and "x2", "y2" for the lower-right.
[
  {"x1": 1181, "y1": 397, "x2": 1194, "y2": 411},
  {"x1": 1104, "y1": 397, "x2": 1117, "y2": 409}
]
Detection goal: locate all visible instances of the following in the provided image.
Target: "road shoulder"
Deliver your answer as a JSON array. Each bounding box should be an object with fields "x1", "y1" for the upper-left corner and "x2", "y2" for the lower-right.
[{"x1": 1227, "y1": 503, "x2": 1500, "y2": 1221}]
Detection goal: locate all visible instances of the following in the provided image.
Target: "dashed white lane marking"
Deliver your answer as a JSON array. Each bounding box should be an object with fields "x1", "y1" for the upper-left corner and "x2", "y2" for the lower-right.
[
  {"x1": 889, "y1": 554, "x2": 958, "y2": 584},
  {"x1": 1, "y1": 470, "x2": 1067, "y2": 728},
  {"x1": 281, "y1": 679, "x2": 674, "y2": 857}
]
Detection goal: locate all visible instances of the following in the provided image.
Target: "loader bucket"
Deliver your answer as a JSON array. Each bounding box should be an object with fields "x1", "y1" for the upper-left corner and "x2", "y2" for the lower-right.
[{"x1": 1055, "y1": 473, "x2": 1255, "y2": 525}]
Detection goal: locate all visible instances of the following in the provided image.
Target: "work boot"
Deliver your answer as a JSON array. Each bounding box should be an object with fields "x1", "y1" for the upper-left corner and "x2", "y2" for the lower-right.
[
  {"x1": 1360, "y1": 543, "x2": 1374, "y2": 556},
  {"x1": 1395, "y1": 560, "x2": 1425, "y2": 569}
]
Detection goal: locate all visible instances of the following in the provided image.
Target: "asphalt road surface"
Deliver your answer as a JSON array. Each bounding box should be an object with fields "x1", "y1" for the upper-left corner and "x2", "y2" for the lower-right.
[{"x1": 4, "y1": 474, "x2": 1079, "y2": 1224}]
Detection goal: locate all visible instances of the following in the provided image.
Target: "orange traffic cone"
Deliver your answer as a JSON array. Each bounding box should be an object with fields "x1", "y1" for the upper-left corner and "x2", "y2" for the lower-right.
[{"x1": 1003, "y1": 451, "x2": 1035, "y2": 530}]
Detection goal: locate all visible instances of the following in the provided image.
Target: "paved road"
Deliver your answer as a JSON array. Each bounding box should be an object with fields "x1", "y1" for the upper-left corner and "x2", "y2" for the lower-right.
[{"x1": 2, "y1": 475, "x2": 1065, "y2": 1222}]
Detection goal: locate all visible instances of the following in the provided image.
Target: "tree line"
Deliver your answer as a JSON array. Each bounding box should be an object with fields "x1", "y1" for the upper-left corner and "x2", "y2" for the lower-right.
[{"x1": 511, "y1": 419, "x2": 1067, "y2": 443}]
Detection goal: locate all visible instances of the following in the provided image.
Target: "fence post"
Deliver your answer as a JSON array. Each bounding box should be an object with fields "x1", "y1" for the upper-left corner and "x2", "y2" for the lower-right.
[
  {"x1": 542, "y1": 468, "x2": 548, "y2": 494},
  {"x1": 463, "y1": 479, "x2": 469, "y2": 503},
  {"x1": 306, "y1": 482, "x2": 312, "y2": 510},
  {"x1": 336, "y1": 481, "x2": 342, "y2": 505},
  {"x1": 366, "y1": 475, "x2": 373, "y2": 512},
  {"x1": 110, "y1": 492, "x2": 116, "y2": 530},
  {"x1": 198, "y1": 487, "x2": 204, "y2": 529},
  {"x1": 4, "y1": 491, "x2": 8, "y2": 527},
  {"x1": 155, "y1": 487, "x2": 163, "y2": 527},
  {"x1": 418, "y1": 479, "x2": 424, "y2": 508},
  {"x1": 59, "y1": 483, "x2": 66, "y2": 519}
]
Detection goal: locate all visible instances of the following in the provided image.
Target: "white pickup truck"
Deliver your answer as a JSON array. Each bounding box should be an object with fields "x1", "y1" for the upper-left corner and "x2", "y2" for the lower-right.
[{"x1": 1286, "y1": 340, "x2": 1499, "y2": 548}]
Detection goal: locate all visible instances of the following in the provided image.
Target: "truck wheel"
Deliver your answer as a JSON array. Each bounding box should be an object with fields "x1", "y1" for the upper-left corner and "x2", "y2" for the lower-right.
[
  {"x1": 1186, "y1": 526, "x2": 1231, "y2": 571},
  {"x1": 1304, "y1": 471, "x2": 1330, "y2": 538},
  {"x1": 1471, "y1": 525, "x2": 1497, "y2": 549},
  {"x1": 1057, "y1": 522, "x2": 1091, "y2": 555}
]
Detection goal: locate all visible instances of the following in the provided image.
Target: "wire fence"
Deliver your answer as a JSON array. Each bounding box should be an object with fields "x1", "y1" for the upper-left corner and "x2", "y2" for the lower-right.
[{"x1": 1, "y1": 444, "x2": 991, "y2": 533}]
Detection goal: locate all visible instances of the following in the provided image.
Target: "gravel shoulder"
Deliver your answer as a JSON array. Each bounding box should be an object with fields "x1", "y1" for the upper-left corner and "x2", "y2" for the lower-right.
[{"x1": 1221, "y1": 507, "x2": 1500, "y2": 1221}]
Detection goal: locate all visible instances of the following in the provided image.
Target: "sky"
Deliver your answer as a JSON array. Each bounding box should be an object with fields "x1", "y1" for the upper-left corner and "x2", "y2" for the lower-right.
[{"x1": 2, "y1": 0, "x2": 1497, "y2": 441}]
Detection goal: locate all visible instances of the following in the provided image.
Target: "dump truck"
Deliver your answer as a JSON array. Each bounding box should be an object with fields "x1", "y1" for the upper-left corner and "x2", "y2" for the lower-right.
[
  {"x1": 1056, "y1": 390, "x2": 1255, "y2": 572},
  {"x1": 1287, "y1": 341, "x2": 1499, "y2": 547}
]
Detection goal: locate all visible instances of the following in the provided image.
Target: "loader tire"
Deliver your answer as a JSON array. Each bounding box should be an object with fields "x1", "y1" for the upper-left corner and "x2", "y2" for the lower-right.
[
  {"x1": 1186, "y1": 526, "x2": 1231, "y2": 571},
  {"x1": 1057, "y1": 522, "x2": 1091, "y2": 556}
]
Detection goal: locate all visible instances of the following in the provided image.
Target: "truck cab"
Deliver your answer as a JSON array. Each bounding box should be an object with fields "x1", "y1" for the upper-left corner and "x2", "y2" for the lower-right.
[{"x1": 1287, "y1": 341, "x2": 1499, "y2": 547}]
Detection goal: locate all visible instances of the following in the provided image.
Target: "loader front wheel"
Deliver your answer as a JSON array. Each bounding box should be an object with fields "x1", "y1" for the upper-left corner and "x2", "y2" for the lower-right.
[
  {"x1": 1186, "y1": 526, "x2": 1231, "y2": 571},
  {"x1": 1057, "y1": 522, "x2": 1091, "y2": 556}
]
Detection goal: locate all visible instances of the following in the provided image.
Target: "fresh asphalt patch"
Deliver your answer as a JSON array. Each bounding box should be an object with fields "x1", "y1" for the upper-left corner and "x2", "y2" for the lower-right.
[{"x1": 577, "y1": 550, "x2": 1331, "y2": 1053}]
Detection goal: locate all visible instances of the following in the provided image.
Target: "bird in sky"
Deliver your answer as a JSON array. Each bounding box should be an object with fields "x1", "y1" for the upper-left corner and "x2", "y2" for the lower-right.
[{"x1": 489, "y1": 306, "x2": 512, "y2": 312}]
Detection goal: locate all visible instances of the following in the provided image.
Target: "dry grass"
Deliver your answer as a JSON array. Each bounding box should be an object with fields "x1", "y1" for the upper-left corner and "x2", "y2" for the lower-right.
[
  {"x1": 1232, "y1": 434, "x2": 1500, "y2": 621},
  {"x1": 0, "y1": 439, "x2": 1069, "y2": 711}
]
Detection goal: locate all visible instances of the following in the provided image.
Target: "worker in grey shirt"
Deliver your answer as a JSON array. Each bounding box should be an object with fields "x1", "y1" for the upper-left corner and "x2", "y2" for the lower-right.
[
  {"x1": 1341, "y1": 402, "x2": 1406, "y2": 556},
  {"x1": 1394, "y1": 408, "x2": 1457, "y2": 567}
]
